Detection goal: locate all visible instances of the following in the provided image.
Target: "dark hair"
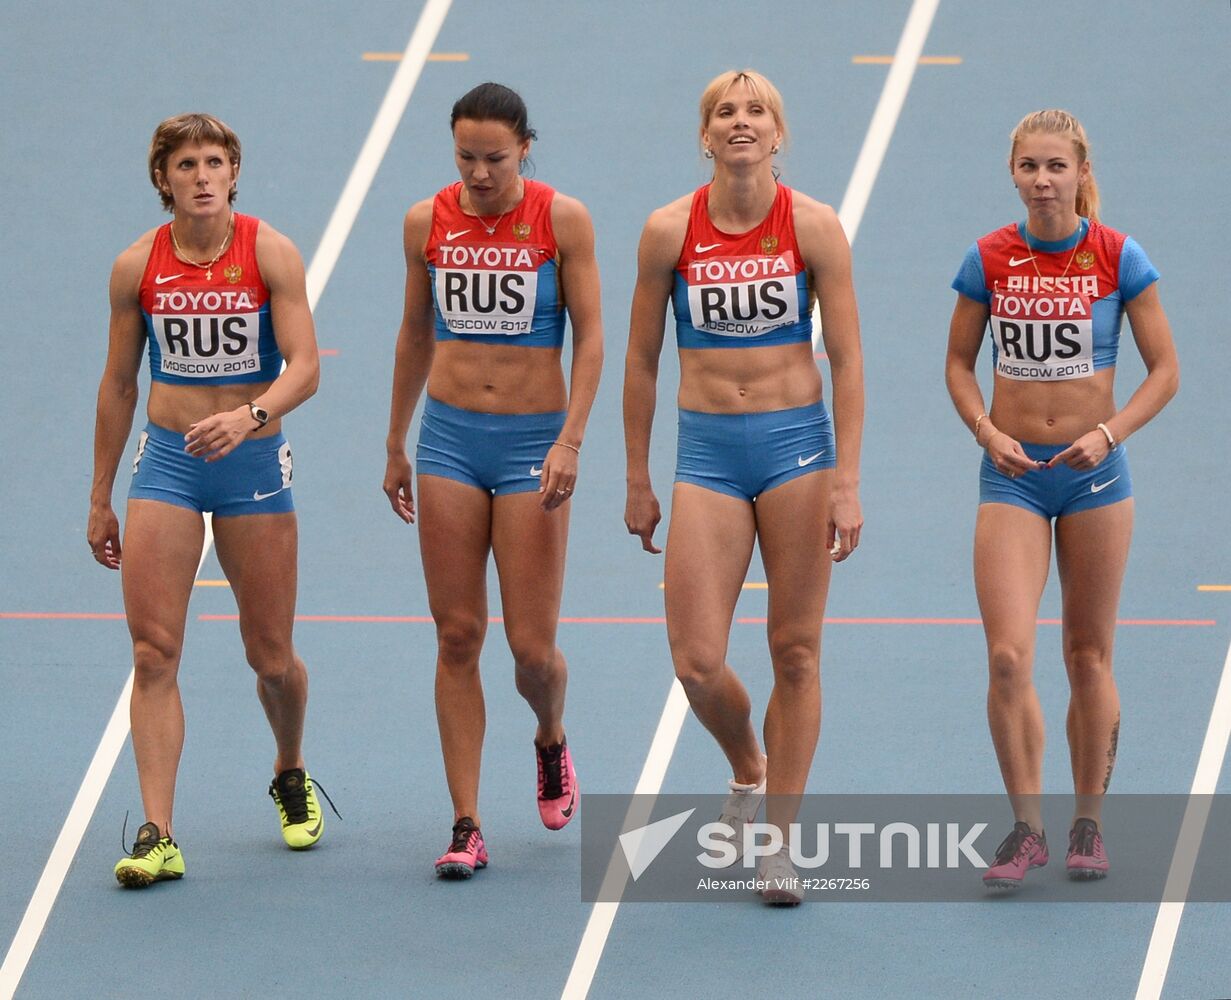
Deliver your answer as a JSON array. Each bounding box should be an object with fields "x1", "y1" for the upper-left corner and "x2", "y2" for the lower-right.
[
  {"x1": 450, "y1": 82, "x2": 537, "y2": 142},
  {"x1": 148, "y1": 113, "x2": 242, "y2": 213}
]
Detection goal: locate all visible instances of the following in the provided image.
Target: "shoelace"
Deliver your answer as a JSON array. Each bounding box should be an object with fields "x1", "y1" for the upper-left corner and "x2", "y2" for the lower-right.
[
  {"x1": 119, "y1": 814, "x2": 168, "y2": 858},
  {"x1": 450, "y1": 820, "x2": 480, "y2": 854},
  {"x1": 269, "y1": 774, "x2": 342, "y2": 823},
  {"x1": 992, "y1": 827, "x2": 1036, "y2": 865},
  {"x1": 538, "y1": 744, "x2": 567, "y2": 800},
  {"x1": 1070, "y1": 823, "x2": 1100, "y2": 858}
]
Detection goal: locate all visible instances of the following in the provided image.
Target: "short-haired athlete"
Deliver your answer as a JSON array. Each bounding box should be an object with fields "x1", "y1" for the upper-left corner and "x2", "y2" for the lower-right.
[
  {"x1": 946, "y1": 110, "x2": 1179, "y2": 891},
  {"x1": 383, "y1": 83, "x2": 603, "y2": 879},
  {"x1": 90, "y1": 113, "x2": 328, "y2": 887},
  {"x1": 623, "y1": 70, "x2": 865, "y2": 905}
]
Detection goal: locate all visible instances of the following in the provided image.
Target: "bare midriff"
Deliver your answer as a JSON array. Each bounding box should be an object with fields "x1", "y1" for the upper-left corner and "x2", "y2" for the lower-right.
[
  {"x1": 989, "y1": 367, "x2": 1116, "y2": 444},
  {"x1": 677, "y1": 340, "x2": 822, "y2": 413},
  {"x1": 428, "y1": 340, "x2": 567, "y2": 414},
  {"x1": 147, "y1": 379, "x2": 279, "y2": 435}
]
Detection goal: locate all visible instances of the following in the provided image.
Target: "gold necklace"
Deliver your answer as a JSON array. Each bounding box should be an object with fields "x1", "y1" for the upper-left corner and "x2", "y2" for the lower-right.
[
  {"x1": 1023, "y1": 219, "x2": 1084, "y2": 281},
  {"x1": 169, "y1": 214, "x2": 234, "y2": 281}
]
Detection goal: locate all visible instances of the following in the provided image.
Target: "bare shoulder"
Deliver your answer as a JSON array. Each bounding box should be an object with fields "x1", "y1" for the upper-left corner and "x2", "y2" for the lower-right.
[
  {"x1": 253, "y1": 220, "x2": 307, "y2": 292},
  {"x1": 110, "y1": 227, "x2": 158, "y2": 297},
  {"x1": 405, "y1": 196, "x2": 434, "y2": 231},
  {"x1": 254, "y1": 218, "x2": 303, "y2": 261},
  {"x1": 790, "y1": 189, "x2": 844, "y2": 239},
  {"x1": 644, "y1": 192, "x2": 693, "y2": 238},
  {"x1": 790, "y1": 189, "x2": 850, "y2": 277},
  {"x1": 638, "y1": 193, "x2": 693, "y2": 268},
  {"x1": 549, "y1": 189, "x2": 592, "y2": 225},
  {"x1": 403, "y1": 196, "x2": 435, "y2": 250},
  {"x1": 549, "y1": 189, "x2": 596, "y2": 248}
]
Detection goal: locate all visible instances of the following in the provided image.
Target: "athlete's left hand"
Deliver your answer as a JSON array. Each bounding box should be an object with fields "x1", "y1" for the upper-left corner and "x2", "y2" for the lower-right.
[
  {"x1": 828, "y1": 483, "x2": 863, "y2": 562},
  {"x1": 540, "y1": 442, "x2": 579, "y2": 512},
  {"x1": 185, "y1": 405, "x2": 260, "y2": 462},
  {"x1": 1047, "y1": 429, "x2": 1112, "y2": 471}
]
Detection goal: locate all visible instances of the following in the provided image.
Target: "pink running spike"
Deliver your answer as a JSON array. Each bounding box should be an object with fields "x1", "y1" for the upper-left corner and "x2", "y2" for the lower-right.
[
  {"x1": 536, "y1": 738, "x2": 579, "y2": 830},
  {"x1": 1066, "y1": 818, "x2": 1110, "y2": 880},
  {"x1": 982, "y1": 821, "x2": 1049, "y2": 891},
  {"x1": 435, "y1": 817, "x2": 489, "y2": 879}
]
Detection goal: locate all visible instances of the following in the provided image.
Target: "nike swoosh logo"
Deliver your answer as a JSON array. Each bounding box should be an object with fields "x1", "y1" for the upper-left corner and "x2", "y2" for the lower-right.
[
  {"x1": 155, "y1": 273, "x2": 185, "y2": 284},
  {"x1": 445, "y1": 229, "x2": 472, "y2": 240},
  {"x1": 253, "y1": 488, "x2": 285, "y2": 501},
  {"x1": 694, "y1": 242, "x2": 722, "y2": 254},
  {"x1": 797, "y1": 451, "x2": 827, "y2": 467},
  {"x1": 1008, "y1": 256, "x2": 1036, "y2": 267},
  {"x1": 529, "y1": 466, "x2": 543, "y2": 477},
  {"x1": 561, "y1": 789, "x2": 577, "y2": 819},
  {"x1": 305, "y1": 818, "x2": 323, "y2": 837},
  {"x1": 1090, "y1": 475, "x2": 1121, "y2": 494}
]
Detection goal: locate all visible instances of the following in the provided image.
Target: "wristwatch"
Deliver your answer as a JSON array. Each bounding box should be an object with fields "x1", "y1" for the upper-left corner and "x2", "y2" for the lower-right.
[{"x1": 248, "y1": 402, "x2": 270, "y2": 427}]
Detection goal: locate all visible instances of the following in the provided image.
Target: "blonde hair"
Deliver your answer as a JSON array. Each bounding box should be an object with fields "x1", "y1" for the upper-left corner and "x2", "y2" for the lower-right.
[
  {"x1": 1009, "y1": 109, "x2": 1100, "y2": 222},
  {"x1": 698, "y1": 70, "x2": 789, "y2": 155},
  {"x1": 148, "y1": 113, "x2": 242, "y2": 213}
]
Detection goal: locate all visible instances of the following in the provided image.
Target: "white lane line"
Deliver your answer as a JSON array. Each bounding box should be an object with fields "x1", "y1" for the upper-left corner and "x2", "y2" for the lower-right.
[
  {"x1": 813, "y1": 0, "x2": 940, "y2": 349},
  {"x1": 562, "y1": 680, "x2": 690, "y2": 1000},
  {"x1": 564, "y1": 5, "x2": 942, "y2": 996},
  {"x1": 0, "y1": 519, "x2": 213, "y2": 1000},
  {"x1": 1135, "y1": 635, "x2": 1231, "y2": 1000},
  {"x1": 306, "y1": 0, "x2": 454, "y2": 309},
  {"x1": 0, "y1": 3, "x2": 452, "y2": 995}
]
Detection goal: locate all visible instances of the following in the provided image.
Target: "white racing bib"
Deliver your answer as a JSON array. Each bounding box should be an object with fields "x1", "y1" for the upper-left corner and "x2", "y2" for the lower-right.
[
  {"x1": 685, "y1": 253, "x2": 800, "y2": 338},
  {"x1": 990, "y1": 278, "x2": 1095, "y2": 381},
  {"x1": 434, "y1": 243, "x2": 541, "y2": 336},
  {"x1": 150, "y1": 287, "x2": 261, "y2": 378}
]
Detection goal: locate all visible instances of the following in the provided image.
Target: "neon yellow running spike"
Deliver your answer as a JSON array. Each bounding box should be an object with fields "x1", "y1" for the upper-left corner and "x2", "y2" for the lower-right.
[
  {"x1": 114, "y1": 822, "x2": 185, "y2": 888},
  {"x1": 269, "y1": 768, "x2": 326, "y2": 850}
]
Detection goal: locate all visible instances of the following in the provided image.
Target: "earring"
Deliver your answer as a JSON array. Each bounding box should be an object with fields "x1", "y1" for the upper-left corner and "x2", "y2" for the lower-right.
[
  {"x1": 771, "y1": 145, "x2": 780, "y2": 154},
  {"x1": 704, "y1": 148, "x2": 714, "y2": 159}
]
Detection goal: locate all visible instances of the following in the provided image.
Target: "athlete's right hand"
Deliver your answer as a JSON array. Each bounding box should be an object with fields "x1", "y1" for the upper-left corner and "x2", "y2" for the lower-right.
[
  {"x1": 624, "y1": 484, "x2": 662, "y2": 554},
  {"x1": 383, "y1": 451, "x2": 416, "y2": 524},
  {"x1": 87, "y1": 503, "x2": 122, "y2": 570},
  {"x1": 985, "y1": 431, "x2": 1045, "y2": 479}
]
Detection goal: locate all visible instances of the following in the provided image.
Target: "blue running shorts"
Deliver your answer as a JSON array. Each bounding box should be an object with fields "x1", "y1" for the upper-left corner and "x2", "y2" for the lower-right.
[
  {"x1": 980, "y1": 441, "x2": 1132, "y2": 519},
  {"x1": 416, "y1": 396, "x2": 566, "y2": 496},
  {"x1": 675, "y1": 400, "x2": 836, "y2": 501},
  {"x1": 129, "y1": 422, "x2": 294, "y2": 516}
]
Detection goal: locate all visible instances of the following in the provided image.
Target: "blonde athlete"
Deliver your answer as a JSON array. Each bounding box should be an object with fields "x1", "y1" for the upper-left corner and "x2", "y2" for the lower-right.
[
  {"x1": 623, "y1": 70, "x2": 864, "y2": 905},
  {"x1": 946, "y1": 110, "x2": 1178, "y2": 890},
  {"x1": 90, "y1": 113, "x2": 325, "y2": 888}
]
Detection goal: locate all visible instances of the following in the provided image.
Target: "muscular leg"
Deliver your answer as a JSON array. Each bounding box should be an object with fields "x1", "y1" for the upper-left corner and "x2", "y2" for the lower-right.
[
  {"x1": 121, "y1": 499, "x2": 205, "y2": 837},
  {"x1": 974, "y1": 503, "x2": 1053, "y2": 832},
  {"x1": 418, "y1": 474, "x2": 492, "y2": 825},
  {"x1": 664, "y1": 484, "x2": 763, "y2": 786},
  {"x1": 491, "y1": 491, "x2": 570, "y2": 746},
  {"x1": 1056, "y1": 498, "x2": 1133, "y2": 827},
  {"x1": 754, "y1": 471, "x2": 832, "y2": 837},
  {"x1": 213, "y1": 511, "x2": 307, "y2": 775}
]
